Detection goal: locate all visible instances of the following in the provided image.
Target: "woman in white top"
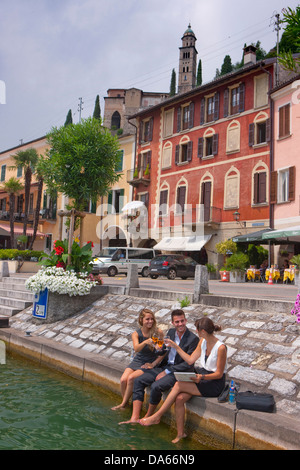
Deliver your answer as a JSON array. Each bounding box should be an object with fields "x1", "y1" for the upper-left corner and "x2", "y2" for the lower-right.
[{"x1": 140, "y1": 317, "x2": 227, "y2": 443}]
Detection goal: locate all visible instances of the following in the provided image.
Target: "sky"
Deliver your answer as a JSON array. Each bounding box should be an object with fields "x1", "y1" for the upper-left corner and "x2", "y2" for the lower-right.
[{"x1": 0, "y1": 0, "x2": 299, "y2": 152}]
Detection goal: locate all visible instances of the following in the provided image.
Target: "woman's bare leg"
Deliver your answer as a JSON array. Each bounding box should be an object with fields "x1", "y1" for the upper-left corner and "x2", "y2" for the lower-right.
[
  {"x1": 118, "y1": 400, "x2": 143, "y2": 424},
  {"x1": 111, "y1": 368, "x2": 132, "y2": 410},
  {"x1": 171, "y1": 392, "x2": 192, "y2": 443},
  {"x1": 112, "y1": 369, "x2": 144, "y2": 410},
  {"x1": 140, "y1": 381, "x2": 200, "y2": 426}
]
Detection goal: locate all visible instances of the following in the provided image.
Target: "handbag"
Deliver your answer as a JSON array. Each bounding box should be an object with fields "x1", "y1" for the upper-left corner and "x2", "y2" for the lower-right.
[{"x1": 236, "y1": 391, "x2": 275, "y2": 413}]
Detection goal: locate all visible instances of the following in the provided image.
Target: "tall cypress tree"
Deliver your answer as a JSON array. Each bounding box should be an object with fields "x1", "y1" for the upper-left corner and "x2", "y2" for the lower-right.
[
  {"x1": 64, "y1": 109, "x2": 73, "y2": 126},
  {"x1": 169, "y1": 69, "x2": 176, "y2": 96},
  {"x1": 93, "y1": 95, "x2": 101, "y2": 120},
  {"x1": 196, "y1": 59, "x2": 202, "y2": 86}
]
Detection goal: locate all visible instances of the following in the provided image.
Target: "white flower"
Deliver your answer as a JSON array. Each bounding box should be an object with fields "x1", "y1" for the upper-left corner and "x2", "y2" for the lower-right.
[{"x1": 25, "y1": 267, "x2": 97, "y2": 296}]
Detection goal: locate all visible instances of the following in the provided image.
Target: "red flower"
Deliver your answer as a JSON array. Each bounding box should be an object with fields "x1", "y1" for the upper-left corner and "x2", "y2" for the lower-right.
[
  {"x1": 55, "y1": 246, "x2": 64, "y2": 255},
  {"x1": 56, "y1": 261, "x2": 65, "y2": 269},
  {"x1": 87, "y1": 241, "x2": 94, "y2": 248}
]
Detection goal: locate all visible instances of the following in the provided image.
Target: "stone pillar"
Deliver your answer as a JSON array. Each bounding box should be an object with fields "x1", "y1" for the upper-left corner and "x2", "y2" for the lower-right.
[
  {"x1": 0, "y1": 261, "x2": 9, "y2": 278},
  {"x1": 193, "y1": 265, "x2": 209, "y2": 303},
  {"x1": 125, "y1": 264, "x2": 139, "y2": 295}
]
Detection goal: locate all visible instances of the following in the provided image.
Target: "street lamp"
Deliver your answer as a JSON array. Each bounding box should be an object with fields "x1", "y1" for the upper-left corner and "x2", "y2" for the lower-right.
[{"x1": 233, "y1": 210, "x2": 246, "y2": 227}]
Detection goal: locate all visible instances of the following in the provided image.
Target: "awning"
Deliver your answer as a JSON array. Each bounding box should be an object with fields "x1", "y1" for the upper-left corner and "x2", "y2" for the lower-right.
[
  {"x1": 262, "y1": 225, "x2": 300, "y2": 242},
  {"x1": 232, "y1": 228, "x2": 273, "y2": 244},
  {"x1": 154, "y1": 235, "x2": 212, "y2": 252},
  {"x1": 0, "y1": 223, "x2": 46, "y2": 238}
]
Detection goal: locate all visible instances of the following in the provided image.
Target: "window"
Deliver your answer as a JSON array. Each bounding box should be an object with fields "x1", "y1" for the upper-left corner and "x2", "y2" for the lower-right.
[
  {"x1": 137, "y1": 150, "x2": 151, "y2": 172},
  {"x1": 138, "y1": 191, "x2": 149, "y2": 208},
  {"x1": 198, "y1": 132, "x2": 218, "y2": 159},
  {"x1": 270, "y1": 166, "x2": 295, "y2": 204},
  {"x1": 162, "y1": 142, "x2": 172, "y2": 168},
  {"x1": 17, "y1": 166, "x2": 22, "y2": 178},
  {"x1": 249, "y1": 118, "x2": 270, "y2": 146},
  {"x1": 163, "y1": 109, "x2": 173, "y2": 137},
  {"x1": 159, "y1": 189, "x2": 168, "y2": 216},
  {"x1": 176, "y1": 102, "x2": 194, "y2": 132},
  {"x1": 139, "y1": 117, "x2": 153, "y2": 143},
  {"x1": 224, "y1": 169, "x2": 239, "y2": 209},
  {"x1": 1, "y1": 165, "x2": 6, "y2": 182},
  {"x1": 175, "y1": 140, "x2": 193, "y2": 164},
  {"x1": 107, "y1": 189, "x2": 124, "y2": 213},
  {"x1": 278, "y1": 104, "x2": 290, "y2": 138},
  {"x1": 111, "y1": 111, "x2": 121, "y2": 129},
  {"x1": 176, "y1": 185, "x2": 186, "y2": 212},
  {"x1": 226, "y1": 121, "x2": 240, "y2": 154},
  {"x1": 224, "y1": 83, "x2": 245, "y2": 117},
  {"x1": 254, "y1": 74, "x2": 269, "y2": 108},
  {"x1": 253, "y1": 172, "x2": 267, "y2": 204},
  {"x1": 200, "y1": 92, "x2": 219, "y2": 124}
]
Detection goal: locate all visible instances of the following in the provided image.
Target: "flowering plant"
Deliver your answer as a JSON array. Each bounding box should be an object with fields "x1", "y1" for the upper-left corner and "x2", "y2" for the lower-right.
[
  {"x1": 291, "y1": 293, "x2": 300, "y2": 323},
  {"x1": 25, "y1": 267, "x2": 97, "y2": 296},
  {"x1": 39, "y1": 239, "x2": 94, "y2": 273}
]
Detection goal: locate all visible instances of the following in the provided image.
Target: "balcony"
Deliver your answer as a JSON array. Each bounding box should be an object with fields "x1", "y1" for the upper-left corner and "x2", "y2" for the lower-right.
[{"x1": 127, "y1": 167, "x2": 151, "y2": 187}]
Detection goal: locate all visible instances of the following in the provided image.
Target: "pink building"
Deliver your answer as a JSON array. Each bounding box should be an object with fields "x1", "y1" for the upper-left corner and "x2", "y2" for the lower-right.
[{"x1": 269, "y1": 74, "x2": 300, "y2": 261}]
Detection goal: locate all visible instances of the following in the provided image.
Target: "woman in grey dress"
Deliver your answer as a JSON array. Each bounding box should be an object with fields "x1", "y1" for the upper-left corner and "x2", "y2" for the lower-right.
[{"x1": 111, "y1": 308, "x2": 165, "y2": 410}]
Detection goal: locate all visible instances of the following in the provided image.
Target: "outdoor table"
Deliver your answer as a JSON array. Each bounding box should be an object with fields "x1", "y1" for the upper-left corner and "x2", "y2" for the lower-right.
[
  {"x1": 265, "y1": 267, "x2": 280, "y2": 282},
  {"x1": 283, "y1": 267, "x2": 295, "y2": 283},
  {"x1": 247, "y1": 267, "x2": 260, "y2": 281}
]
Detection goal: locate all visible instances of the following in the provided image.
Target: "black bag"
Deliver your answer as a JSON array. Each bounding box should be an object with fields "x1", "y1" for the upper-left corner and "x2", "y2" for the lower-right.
[{"x1": 236, "y1": 391, "x2": 275, "y2": 413}]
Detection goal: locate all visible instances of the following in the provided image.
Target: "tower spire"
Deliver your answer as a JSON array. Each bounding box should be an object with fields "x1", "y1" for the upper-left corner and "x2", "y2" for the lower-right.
[{"x1": 178, "y1": 24, "x2": 198, "y2": 94}]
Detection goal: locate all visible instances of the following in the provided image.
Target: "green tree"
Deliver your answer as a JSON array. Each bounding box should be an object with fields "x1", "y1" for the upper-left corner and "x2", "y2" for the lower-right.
[
  {"x1": 64, "y1": 109, "x2": 73, "y2": 126},
  {"x1": 220, "y1": 55, "x2": 233, "y2": 76},
  {"x1": 28, "y1": 159, "x2": 45, "y2": 250},
  {"x1": 196, "y1": 59, "x2": 202, "y2": 86},
  {"x1": 93, "y1": 95, "x2": 101, "y2": 120},
  {"x1": 43, "y1": 117, "x2": 121, "y2": 210},
  {"x1": 10, "y1": 148, "x2": 39, "y2": 240},
  {"x1": 1, "y1": 177, "x2": 24, "y2": 248},
  {"x1": 278, "y1": 6, "x2": 300, "y2": 72},
  {"x1": 169, "y1": 68, "x2": 176, "y2": 96}
]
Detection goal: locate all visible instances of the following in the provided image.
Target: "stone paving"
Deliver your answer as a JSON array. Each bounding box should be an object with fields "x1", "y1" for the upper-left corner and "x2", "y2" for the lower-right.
[{"x1": 8, "y1": 293, "x2": 300, "y2": 418}]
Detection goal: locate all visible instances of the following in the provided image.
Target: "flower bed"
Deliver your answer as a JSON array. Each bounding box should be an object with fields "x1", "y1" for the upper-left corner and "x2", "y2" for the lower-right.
[{"x1": 25, "y1": 267, "x2": 98, "y2": 297}]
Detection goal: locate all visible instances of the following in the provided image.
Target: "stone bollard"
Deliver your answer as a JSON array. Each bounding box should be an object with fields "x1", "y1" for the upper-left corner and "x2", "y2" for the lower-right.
[
  {"x1": 0, "y1": 261, "x2": 10, "y2": 278},
  {"x1": 193, "y1": 265, "x2": 209, "y2": 303},
  {"x1": 125, "y1": 263, "x2": 139, "y2": 295}
]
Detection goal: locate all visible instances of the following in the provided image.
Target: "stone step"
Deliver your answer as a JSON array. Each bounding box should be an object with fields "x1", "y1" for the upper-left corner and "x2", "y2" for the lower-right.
[
  {"x1": 0, "y1": 305, "x2": 22, "y2": 316},
  {"x1": 0, "y1": 288, "x2": 34, "y2": 301},
  {"x1": 0, "y1": 295, "x2": 32, "y2": 309}
]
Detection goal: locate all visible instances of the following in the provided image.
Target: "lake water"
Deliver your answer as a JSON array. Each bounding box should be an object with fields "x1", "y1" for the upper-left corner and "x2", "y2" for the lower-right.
[{"x1": 0, "y1": 354, "x2": 222, "y2": 451}]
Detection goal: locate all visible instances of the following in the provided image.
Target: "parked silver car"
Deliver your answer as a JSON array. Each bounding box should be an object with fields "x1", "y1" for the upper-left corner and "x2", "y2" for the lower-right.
[{"x1": 91, "y1": 247, "x2": 157, "y2": 277}]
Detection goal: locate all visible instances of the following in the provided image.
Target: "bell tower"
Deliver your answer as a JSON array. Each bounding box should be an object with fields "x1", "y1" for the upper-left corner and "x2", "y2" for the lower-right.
[{"x1": 178, "y1": 24, "x2": 198, "y2": 94}]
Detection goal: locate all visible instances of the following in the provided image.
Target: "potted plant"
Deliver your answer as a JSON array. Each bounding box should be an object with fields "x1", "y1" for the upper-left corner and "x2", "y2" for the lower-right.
[
  {"x1": 143, "y1": 164, "x2": 150, "y2": 179},
  {"x1": 133, "y1": 168, "x2": 139, "y2": 179},
  {"x1": 206, "y1": 263, "x2": 217, "y2": 280},
  {"x1": 225, "y1": 252, "x2": 249, "y2": 283},
  {"x1": 216, "y1": 239, "x2": 237, "y2": 281}
]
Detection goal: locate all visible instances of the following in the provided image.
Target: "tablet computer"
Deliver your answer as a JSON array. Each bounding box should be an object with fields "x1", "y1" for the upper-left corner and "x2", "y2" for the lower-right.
[{"x1": 174, "y1": 372, "x2": 197, "y2": 382}]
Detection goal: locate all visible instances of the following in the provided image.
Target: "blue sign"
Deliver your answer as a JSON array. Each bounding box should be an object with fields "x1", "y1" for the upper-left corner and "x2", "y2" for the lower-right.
[{"x1": 32, "y1": 288, "x2": 49, "y2": 319}]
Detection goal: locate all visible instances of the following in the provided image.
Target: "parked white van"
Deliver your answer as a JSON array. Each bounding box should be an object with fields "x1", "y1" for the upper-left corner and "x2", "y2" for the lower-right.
[{"x1": 91, "y1": 247, "x2": 158, "y2": 277}]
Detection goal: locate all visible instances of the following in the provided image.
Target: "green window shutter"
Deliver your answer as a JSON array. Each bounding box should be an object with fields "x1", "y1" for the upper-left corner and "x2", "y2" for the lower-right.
[
  {"x1": 17, "y1": 166, "x2": 22, "y2": 177},
  {"x1": 119, "y1": 189, "x2": 125, "y2": 212},
  {"x1": 115, "y1": 150, "x2": 124, "y2": 172},
  {"x1": 1, "y1": 165, "x2": 6, "y2": 182},
  {"x1": 107, "y1": 191, "x2": 113, "y2": 214},
  {"x1": 91, "y1": 200, "x2": 97, "y2": 213}
]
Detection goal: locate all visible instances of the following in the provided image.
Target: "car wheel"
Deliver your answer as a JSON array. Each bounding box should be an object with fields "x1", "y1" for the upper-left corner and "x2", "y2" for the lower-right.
[
  {"x1": 107, "y1": 266, "x2": 117, "y2": 277},
  {"x1": 150, "y1": 274, "x2": 158, "y2": 279},
  {"x1": 167, "y1": 268, "x2": 177, "y2": 280},
  {"x1": 142, "y1": 267, "x2": 150, "y2": 277}
]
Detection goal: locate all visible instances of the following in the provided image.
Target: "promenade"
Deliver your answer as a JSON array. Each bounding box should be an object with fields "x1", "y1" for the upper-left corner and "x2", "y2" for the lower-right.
[{"x1": 0, "y1": 273, "x2": 299, "y2": 450}]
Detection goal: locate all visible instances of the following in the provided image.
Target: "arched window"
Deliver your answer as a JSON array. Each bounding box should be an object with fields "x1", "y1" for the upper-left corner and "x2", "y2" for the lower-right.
[{"x1": 111, "y1": 111, "x2": 121, "y2": 129}]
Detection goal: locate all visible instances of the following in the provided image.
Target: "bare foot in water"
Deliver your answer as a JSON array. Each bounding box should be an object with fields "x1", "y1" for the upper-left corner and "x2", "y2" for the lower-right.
[
  {"x1": 118, "y1": 419, "x2": 140, "y2": 425},
  {"x1": 139, "y1": 416, "x2": 160, "y2": 426},
  {"x1": 172, "y1": 434, "x2": 187, "y2": 444},
  {"x1": 111, "y1": 404, "x2": 127, "y2": 411}
]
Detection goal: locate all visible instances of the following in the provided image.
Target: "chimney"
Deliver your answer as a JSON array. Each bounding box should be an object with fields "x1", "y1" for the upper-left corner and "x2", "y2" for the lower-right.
[{"x1": 243, "y1": 45, "x2": 257, "y2": 65}]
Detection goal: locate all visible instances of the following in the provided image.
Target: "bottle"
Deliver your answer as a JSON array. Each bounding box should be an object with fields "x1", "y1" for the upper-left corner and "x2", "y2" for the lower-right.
[{"x1": 228, "y1": 380, "x2": 235, "y2": 404}]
